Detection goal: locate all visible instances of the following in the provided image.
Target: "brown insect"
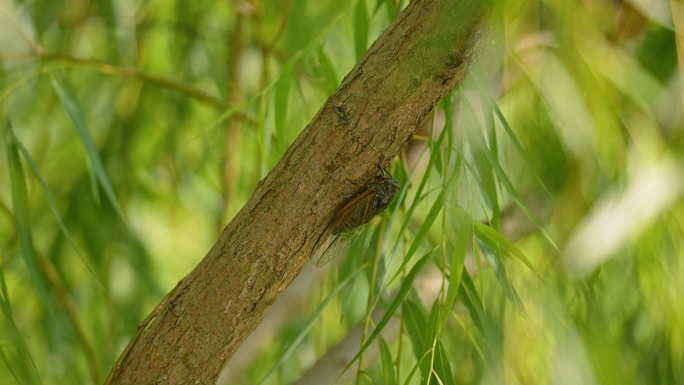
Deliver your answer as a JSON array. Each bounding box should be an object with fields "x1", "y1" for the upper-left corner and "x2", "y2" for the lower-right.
[{"x1": 312, "y1": 162, "x2": 401, "y2": 266}]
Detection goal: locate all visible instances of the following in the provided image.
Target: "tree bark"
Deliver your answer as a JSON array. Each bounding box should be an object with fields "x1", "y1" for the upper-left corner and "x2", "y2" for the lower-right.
[{"x1": 107, "y1": 0, "x2": 497, "y2": 383}]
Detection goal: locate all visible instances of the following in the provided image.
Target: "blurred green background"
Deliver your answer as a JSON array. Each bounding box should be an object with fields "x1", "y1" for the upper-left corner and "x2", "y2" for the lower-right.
[{"x1": 0, "y1": 0, "x2": 683, "y2": 384}]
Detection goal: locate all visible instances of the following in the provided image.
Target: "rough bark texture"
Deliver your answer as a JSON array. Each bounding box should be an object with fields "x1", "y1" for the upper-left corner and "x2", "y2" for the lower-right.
[{"x1": 109, "y1": 0, "x2": 496, "y2": 383}]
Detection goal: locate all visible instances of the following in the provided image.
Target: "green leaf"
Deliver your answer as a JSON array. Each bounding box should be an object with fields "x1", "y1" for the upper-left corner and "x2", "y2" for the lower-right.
[
  {"x1": 49, "y1": 75, "x2": 125, "y2": 221},
  {"x1": 338, "y1": 250, "x2": 434, "y2": 381},
  {"x1": 12, "y1": 133, "x2": 105, "y2": 289},
  {"x1": 403, "y1": 348, "x2": 433, "y2": 385},
  {"x1": 447, "y1": 308, "x2": 492, "y2": 378},
  {"x1": 458, "y1": 270, "x2": 503, "y2": 354},
  {"x1": 354, "y1": 0, "x2": 369, "y2": 62},
  {"x1": 476, "y1": 240, "x2": 531, "y2": 321},
  {"x1": 318, "y1": 46, "x2": 339, "y2": 96},
  {"x1": 473, "y1": 76, "x2": 553, "y2": 196},
  {"x1": 474, "y1": 222, "x2": 545, "y2": 285},
  {"x1": 461, "y1": 97, "x2": 558, "y2": 251},
  {"x1": 275, "y1": 59, "x2": 294, "y2": 150},
  {"x1": 441, "y1": 209, "x2": 470, "y2": 331},
  {"x1": 472, "y1": 236, "x2": 484, "y2": 311},
  {"x1": 462, "y1": 95, "x2": 500, "y2": 230},
  {"x1": 421, "y1": 299, "x2": 440, "y2": 384},
  {"x1": 387, "y1": 156, "x2": 461, "y2": 287},
  {"x1": 0, "y1": 250, "x2": 41, "y2": 385},
  {"x1": 402, "y1": 299, "x2": 427, "y2": 362},
  {"x1": 3, "y1": 119, "x2": 58, "y2": 321},
  {"x1": 258, "y1": 263, "x2": 365, "y2": 385},
  {"x1": 379, "y1": 336, "x2": 396, "y2": 385},
  {"x1": 433, "y1": 340, "x2": 455, "y2": 385}
]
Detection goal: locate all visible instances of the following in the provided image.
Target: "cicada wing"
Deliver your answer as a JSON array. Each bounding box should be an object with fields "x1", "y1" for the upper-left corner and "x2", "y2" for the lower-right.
[{"x1": 312, "y1": 225, "x2": 367, "y2": 267}]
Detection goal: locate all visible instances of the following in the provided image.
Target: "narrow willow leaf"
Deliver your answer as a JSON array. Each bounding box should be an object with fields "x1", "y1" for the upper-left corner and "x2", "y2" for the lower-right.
[
  {"x1": 463, "y1": 95, "x2": 558, "y2": 251},
  {"x1": 379, "y1": 336, "x2": 396, "y2": 385},
  {"x1": 354, "y1": 0, "x2": 369, "y2": 62},
  {"x1": 3, "y1": 120, "x2": 57, "y2": 320},
  {"x1": 403, "y1": 348, "x2": 433, "y2": 385},
  {"x1": 258, "y1": 263, "x2": 365, "y2": 385},
  {"x1": 447, "y1": 308, "x2": 493, "y2": 377},
  {"x1": 403, "y1": 298, "x2": 427, "y2": 362},
  {"x1": 472, "y1": 237, "x2": 484, "y2": 311},
  {"x1": 274, "y1": 60, "x2": 293, "y2": 151},
  {"x1": 477, "y1": 241, "x2": 531, "y2": 321},
  {"x1": 13, "y1": 134, "x2": 104, "y2": 288},
  {"x1": 317, "y1": 46, "x2": 339, "y2": 96},
  {"x1": 387, "y1": 127, "x2": 447, "y2": 261},
  {"x1": 0, "y1": 250, "x2": 41, "y2": 384},
  {"x1": 338, "y1": 250, "x2": 434, "y2": 381},
  {"x1": 388, "y1": 156, "x2": 461, "y2": 287},
  {"x1": 49, "y1": 75, "x2": 125, "y2": 221},
  {"x1": 475, "y1": 81, "x2": 552, "y2": 196},
  {"x1": 421, "y1": 300, "x2": 440, "y2": 384},
  {"x1": 462, "y1": 96, "x2": 500, "y2": 230},
  {"x1": 441, "y1": 212, "x2": 470, "y2": 331},
  {"x1": 474, "y1": 222, "x2": 545, "y2": 285},
  {"x1": 459, "y1": 270, "x2": 503, "y2": 353},
  {"x1": 433, "y1": 341, "x2": 455, "y2": 385}
]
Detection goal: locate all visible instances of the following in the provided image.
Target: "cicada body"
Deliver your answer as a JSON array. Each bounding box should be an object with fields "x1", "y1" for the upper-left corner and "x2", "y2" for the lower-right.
[{"x1": 312, "y1": 164, "x2": 401, "y2": 266}]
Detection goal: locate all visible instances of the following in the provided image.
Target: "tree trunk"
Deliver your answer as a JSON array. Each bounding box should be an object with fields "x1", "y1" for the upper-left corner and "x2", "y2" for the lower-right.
[{"x1": 107, "y1": 0, "x2": 497, "y2": 383}]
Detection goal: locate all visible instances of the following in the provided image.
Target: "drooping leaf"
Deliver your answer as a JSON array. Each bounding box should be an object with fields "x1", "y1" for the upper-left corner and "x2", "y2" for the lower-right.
[
  {"x1": 379, "y1": 336, "x2": 396, "y2": 385},
  {"x1": 462, "y1": 94, "x2": 500, "y2": 231},
  {"x1": 387, "y1": 156, "x2": 461, "y2": 287},
  {"x1": 447, "y1": 308, "x2": 493, "y2": 378},
  {"x1": 433, "y1": 340, "x2": 455, "y2": 385},
  {"x1": 474, "y1": 222, "x2": 545, "y2": 285},
  {"x1": 473, "y1": 76, "x2": 552, "y2": 196},
  {"x1": 403, "y1": 298, "x2": 427, "y2": 362},
  {"x1": 3, "y1": 119, "x2": 57, "y2": 321},
  {"x1": 0, "y1": 250, "x2": 41, "y2": 385},
  {"x1": 338, "y1": 250, "x2": 434, "y2": 381},
  {"x1": 258, "y1": 263, "x2": 366, "y2": 385},
  {"x1": 461, "y1": 97, "x2": 559, "y2": 251},
  {"x1": 476, "y1": 240, "x2": 531, "y2": 321},
  {"x1": 420, "y1": 299, "x2": 440, "y2": 384},
  {"x1": 441, "y1": 210, "x2": 470, "y2": 331},
  {"x1": 49, "y1": 75, "x2": 125, "y2": 221},
  {"x1": 13, "y1": 133, "x2": 104, "y2": 289}
]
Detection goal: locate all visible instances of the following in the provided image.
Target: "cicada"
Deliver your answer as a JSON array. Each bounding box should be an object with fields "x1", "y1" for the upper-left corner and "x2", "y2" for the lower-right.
[{"x1": 312, "y1": 163, "x2": 401, "y2": 266}]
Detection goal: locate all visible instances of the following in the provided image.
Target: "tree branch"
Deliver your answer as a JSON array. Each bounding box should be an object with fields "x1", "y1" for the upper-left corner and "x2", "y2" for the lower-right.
[{"x1": 107, "y1": 0, "x2": 498, "y2": 383}]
